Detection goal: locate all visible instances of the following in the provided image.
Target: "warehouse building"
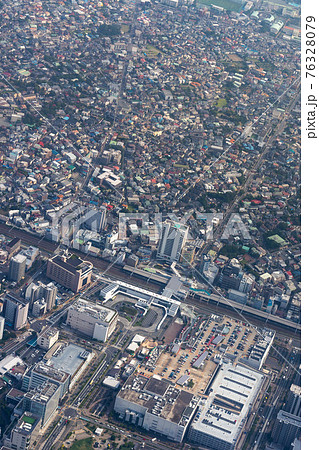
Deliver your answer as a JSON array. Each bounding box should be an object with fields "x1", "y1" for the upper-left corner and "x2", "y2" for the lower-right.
[{"x1": 188, "y1": 363, "x2": 264, "y2": 450}]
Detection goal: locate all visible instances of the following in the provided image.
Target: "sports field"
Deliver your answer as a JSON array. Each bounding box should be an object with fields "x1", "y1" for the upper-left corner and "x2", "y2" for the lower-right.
[{"x1": 198, "y1": 0, "x2": 243, "y2": 12}]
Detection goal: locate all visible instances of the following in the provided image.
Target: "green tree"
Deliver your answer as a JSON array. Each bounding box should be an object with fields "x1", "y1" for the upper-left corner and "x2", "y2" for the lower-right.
[{"x1": 97, "y1": 24, "x2": 121, "y2": 37}]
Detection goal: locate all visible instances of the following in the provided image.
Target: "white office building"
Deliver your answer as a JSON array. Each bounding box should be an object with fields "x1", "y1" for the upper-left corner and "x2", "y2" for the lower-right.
[
  {"x1": 18, "y1": 382, "x2": 60, "y2": 427},
  {"x1": 22, "y1": 363, "x2": 70, "y2": 399},
  {"x1": 4, "y1": 413, "x2": 40, "y2": 450},
  {"x1": 37, "y1": 329, "x2": 59, "y2": 350},
  {"x1": 157, "y1": 221, "x2": 189, "y2": 262},
  {"x1": 32, "y1": 299, "x2": 47, "y2": 317},
  {"x1": 0, "y1": 315, "x2": 5, "y2": 340},
  {"x1": 26, "y1": 281, "x2": 57, "y2": 311},
  {"x1": 66, "y1": 299, "x2": 118, "y2": 342},
  {"x1": 243, "y1": 329, "x2": 275, "y2": 370}
]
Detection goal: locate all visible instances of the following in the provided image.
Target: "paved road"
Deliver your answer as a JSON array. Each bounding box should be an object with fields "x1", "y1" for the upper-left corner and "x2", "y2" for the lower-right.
[
  {"x1": 42, "y1": 418, "x2": 66, "y2": 450},
  {"x1": 252, "y1": 395, "x2": 279, "y2": 450},
  {"x1": 72, "y1": 346, "x2": 119, "y2": 408},
  {"x1": 78, "y1": 414, "x2": 181, "y2": 450},
  {"x1": 1, "y1": 330, "x2": 32, "y2": 355}
]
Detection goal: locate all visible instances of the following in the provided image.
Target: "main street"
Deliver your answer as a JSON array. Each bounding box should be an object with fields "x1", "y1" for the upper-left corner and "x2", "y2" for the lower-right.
[
  {"x1": 252, "y1": 395, "x2": 279, "y2": 450},
  {"x1": 42, "y1": 418, "x2": 65, "y2": 450},
  {"x1": 71, "y1": 346, "x2": 118, "y2": 409}
]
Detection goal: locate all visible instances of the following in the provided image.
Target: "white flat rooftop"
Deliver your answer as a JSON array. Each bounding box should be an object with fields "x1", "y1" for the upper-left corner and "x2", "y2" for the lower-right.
[
  {"x1": 116, "y1": 280, "x2": 181, "y2": 306},
  {"x1": 191, "y1": 363, "x2": 264, "y2": 444},
  {"x1": 48, "y1": 343, "x2": 92, "y2": 376},
  {"x1": 74, "y1": 299, "x2": 117, "y2": 323}
]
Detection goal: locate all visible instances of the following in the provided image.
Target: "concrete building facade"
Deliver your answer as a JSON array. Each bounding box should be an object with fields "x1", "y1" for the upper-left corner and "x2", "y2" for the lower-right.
[
  {"x1": 32, "y1": 299, "x2": 47, "y2": 317},
  {"x1": 114, "y1": 375, "x2": 198, "y2": 443},
  {"x1": 9, "y1": 254, "x2": 27, "y2": 282},
  {"x1": 18, "y1": 382, "x2": 60, "y2": 427},
  {"x1": 46, "y1": 254, "x2": 92, "y2": 292},
  {"x1": 242, "y1": 329, "x2": 275, "y2": 370},
  {"x1": 0, "y1": 315, "x2": 5, "y2": 340},
  {"x1": 157, "y1": 221, "x2": 188, "y2": 262},
  {"x1": 272, "y1": 410, "x2": 301, "y2": 447},
  {"x1": 272, "y1": 384, "x2": 301, "y2": 448},
  {"x1": 5, "y1": 237, "x2": 21, "y2": 259},
  {"x1": 22, "y1": 363, "x2": 70, "y2": 399},
  {"x1": 4, "y1": 412, "x2": 40, "y2": 450},
  {"x1": 3, "y1": 296, "x2": 29, "y2": 330},
  {"x1": 26, "y1": 281, "x2": 57, "y2": 311},
  {"x1": 37, "y1": 329, "x2": 59, "y2": 350},
  {"x1": 66, "y1": 299, "x2": 118, "y2": 342}
]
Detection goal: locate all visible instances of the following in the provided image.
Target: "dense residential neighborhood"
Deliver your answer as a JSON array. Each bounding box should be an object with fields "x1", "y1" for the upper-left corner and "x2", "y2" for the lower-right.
[{"x1": 0, "y1": 0, "x2": 301, "y2": 449}]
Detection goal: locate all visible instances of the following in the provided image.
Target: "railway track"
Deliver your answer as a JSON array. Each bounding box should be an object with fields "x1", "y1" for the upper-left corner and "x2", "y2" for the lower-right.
[{"x1": 0, "y1": 223, "x2": 300, "y2": 338}]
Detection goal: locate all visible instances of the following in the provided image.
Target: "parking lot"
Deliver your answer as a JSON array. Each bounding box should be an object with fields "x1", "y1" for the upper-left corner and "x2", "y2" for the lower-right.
[
  {"x1": 138, "y1": 314, "x2": 259, "y2": 395},
  {"x1": 150, "y1": 349, "x2": 218, "y2": 395},
  {"x1": 21, "y1": 345, "x2": 47, "y2": 366}
]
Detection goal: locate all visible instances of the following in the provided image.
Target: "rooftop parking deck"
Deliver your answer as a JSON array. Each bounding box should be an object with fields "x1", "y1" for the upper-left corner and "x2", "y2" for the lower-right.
[{"x1": 139, "y1": 314, "x2": 260, "y2": 396}]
